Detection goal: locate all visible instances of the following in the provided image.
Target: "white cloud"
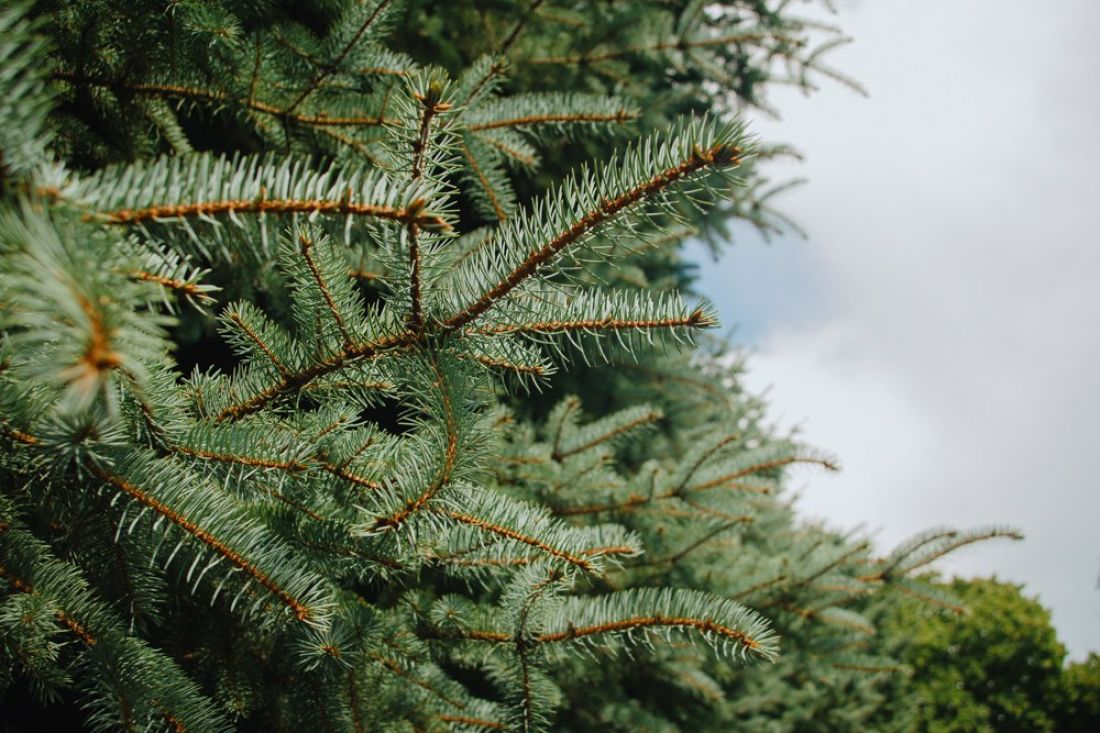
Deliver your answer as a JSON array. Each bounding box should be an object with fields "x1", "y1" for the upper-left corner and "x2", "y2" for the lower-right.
[
  {"x1": 712, "y1": 0, "x2": 1100, "y2": 657},
  {"x1": 741, "y1": 319, "x2": 1100, "y2": 658}
]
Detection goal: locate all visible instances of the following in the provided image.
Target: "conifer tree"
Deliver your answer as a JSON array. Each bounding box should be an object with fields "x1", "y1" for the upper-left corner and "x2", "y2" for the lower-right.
[{"x1": 0, "y1": 2, "x2": 1019, "y2": 730}]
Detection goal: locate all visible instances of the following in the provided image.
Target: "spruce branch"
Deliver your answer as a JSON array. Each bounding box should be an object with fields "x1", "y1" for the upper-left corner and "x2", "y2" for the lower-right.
[
  {"x1": 683, "y1": 447, "x2": 839, "y2": 494},
  {"x1": 731, "y1": 573, "x2": 791, "y2": 602},
  {"x1": 829, "y1": 656, "x2": 911, "y2": 676},
  {"x1": 170, "y1": 443, "x2": 308, "y2": 473},
  {"x1": 222, "y1": 303, "x2": 293, "y2": 378},
  {"x1": 441, "y1": 509, "x2": 597, "y2": 571},
  {"x1": 125, "y1": 269, "x2": 216, "y2": 311},
  {"x1": 406, "y1": 81, "x2": 451, "y2": 334},
  {"x1": 667, "y1": 432, "x2": 742, "y2": 495},
  {"x1": 458, "y1": 336, "x2": 555, "y2": 380},
  {"x1": 98, "y1": 194, "x2": 444, "y2": 229},
  {"x1": 470, "y1": 310, "x2": 716, "y2": 337},
  {"x1": 52, "y1": 75, "x2": 393, "y2": 127},
  {"x1": 548, "y1": 396, "x2": 582, "y2": 459},
  {"x1": 364, "y1": 649, "x2": 483, "y2": 714},
  {"x1": 368, "y1": 353, "x2": 460, "y2": 531},
  {"x1": 628, "y1": 520, "x2": 745, "y2": 570},
  {"x1": 455, "y1": 588, "x2": 777, "y2": 663},
  {"x1": 78, "y1": 153, "x2": 449, "y2": 234},
  {"x1": 453, "y1": 55, "x2": 508, "y2": 112},
  {"x1": 213, "y1": 330, "x2": 411, "y2": 421},
  {"x1": 515, "y1": 570, "x2": 563, "y2": 732},
  {"x1": 523, "y1": 28, "x2": 797, "y2": 66},
  {"x1": 0, "y1": 506, "x2": 232, "y2": 731},
  {"x1": 429, "y1": 541, "x2": 637, "y2": 573},
  {"x1": 680, "y1": 495, "x2": 755, "y2": 524},
  {"x1": 872, "y1": 526, "x2": 1022, "y2": 581},
  {"x1": 463, "y1": 288, "x2": 718, "y2": 368},
  {"x1": 771, "y1": 542, "x2": 873, "y2": 600},
  {"x1": 433, "y1": 492, "x2": 638, "y2": 575},
  {"x1": 889, "y1": 577, "x2": 968, "y2": 615},
  {"x1": 89, "y1": 450, "x2": 331, "y2": 625},
  {"x1": 475, "y1": 129, "x2": 538, "y2": 168},
  {"x1": 0, "y1": 422, "x2": 37, "y2": 446},
  {"x1": 298, "y1": 232, "x2": 356, "y2": 347},
  {"x1": 282, "y1": 0, "x2": 395, "y2": 115},
  {"x1": 554, "y1": 445, "x2": 828, "y2": 517},
  {"x1": 552, "y1": 404, "x2": 663, "y2": 461},
  {"x1": 442, "y1": 117, "x2": 748, "y2": 332},
  {"x1": 0, "y1": 3, "x2": 53, "y2": 179},
  {"x1": 320, "y1": 461, "x2": 385, "y2": 492},
  {"x1": 437, "y1": 714, "x2": 504, "y2": 730},
  {"x1": 465, "y1": 96, "x2": 637, "y2": 132},
  {"x1": 0, "y1": 5, "x2": 1013, "y2": 729},
  {"x1": 496, "y1": 0, "x2": 547, "y2": 56},
  {"x1": 0, "y1": 208, "x2": 172, "y2": 409},
  {"x1": 460, "y1": 136, "x2": 512, "y2": 223},
  {"x1": 814, "y1": 607, "x2": 876, "y2": 636}
]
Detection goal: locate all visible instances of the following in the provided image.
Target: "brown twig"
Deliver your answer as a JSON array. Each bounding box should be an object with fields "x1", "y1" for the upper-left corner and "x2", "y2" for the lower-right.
[{"x1": 467, "y1": 109, "x2": 635, "y2": 131}]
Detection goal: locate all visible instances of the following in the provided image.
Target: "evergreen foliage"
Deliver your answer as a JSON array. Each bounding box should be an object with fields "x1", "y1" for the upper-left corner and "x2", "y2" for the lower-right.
[{"x1": 0, "y1": 1, "x2": 1020, "y2": 730}]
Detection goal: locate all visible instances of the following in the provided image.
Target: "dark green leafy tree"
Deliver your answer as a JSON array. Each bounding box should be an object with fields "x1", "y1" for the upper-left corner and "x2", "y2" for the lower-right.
[
  {"x1": 0, "y1": 1, "x2": 1018, "y2": 731},
  {"x1": 1059, "y1": 652, "x2": 1100, "y2": 732},
  {"x1": 877, "y1": 576, "x2": 1068, "y2": 733}
]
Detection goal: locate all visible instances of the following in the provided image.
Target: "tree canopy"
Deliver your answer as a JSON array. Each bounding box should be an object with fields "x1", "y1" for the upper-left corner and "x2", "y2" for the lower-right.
[{"x1": 880, "y1": 576, "x2": 1070, "y2": 732}]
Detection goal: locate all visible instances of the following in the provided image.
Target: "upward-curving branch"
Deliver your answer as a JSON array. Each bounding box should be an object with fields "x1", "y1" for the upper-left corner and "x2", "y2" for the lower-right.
[{"x1": 443, "y1": 118, "x2": 748, "y2": 332}]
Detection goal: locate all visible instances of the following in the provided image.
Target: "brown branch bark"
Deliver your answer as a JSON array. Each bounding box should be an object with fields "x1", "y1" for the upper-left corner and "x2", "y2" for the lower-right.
[
  {"x1": 99, "y1": 197, "x2": 448, "y2": 231},
  {"x1": 467, "y1": 109, "x2": 635, "y2": 131},
  {"x1": 127, "y1": 270, "x2": 215, "y2": 305},
  {"x1": 298, "y1": 233, "x2": 354, "y2": 347}
]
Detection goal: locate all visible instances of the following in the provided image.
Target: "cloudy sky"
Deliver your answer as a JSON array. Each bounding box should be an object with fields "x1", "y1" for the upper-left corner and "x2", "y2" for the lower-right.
[{"x1": 688, "y1": 0, "x2": 1100, "y2": 658}]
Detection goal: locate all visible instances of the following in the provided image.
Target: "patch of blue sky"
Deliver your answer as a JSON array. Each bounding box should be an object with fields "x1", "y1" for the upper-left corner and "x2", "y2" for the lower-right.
[{"x1": 684, "y1": 223, "x2": 833, "y2": 346}]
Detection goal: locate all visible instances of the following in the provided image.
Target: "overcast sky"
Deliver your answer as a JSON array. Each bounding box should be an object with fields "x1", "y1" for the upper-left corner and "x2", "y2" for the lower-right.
[{"x1": 688, "y1": 0, "x2": 1100, "y2": 659}]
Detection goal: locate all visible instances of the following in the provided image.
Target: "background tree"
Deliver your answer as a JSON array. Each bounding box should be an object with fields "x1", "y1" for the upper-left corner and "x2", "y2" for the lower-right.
[
  {"x1": 878, "y1": 576, "x2": 1068, "y2": 733},
  {"x1": 1058, "y1": 652, "x2": 1100, "y2": 732}
]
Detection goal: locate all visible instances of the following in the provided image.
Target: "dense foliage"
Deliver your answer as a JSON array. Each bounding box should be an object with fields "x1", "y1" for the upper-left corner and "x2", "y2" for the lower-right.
[
  {"x1": 1060, "y1": 652, "x2": 1100, "y2": 732},
  {"x1": 0, "y1": 1, "x2": 1024, "y2": 731},
  {"x1": 880, "y1": 576, "x2": 1067, "y2": 732},
  {"x1": 875, "y1": 576, "x2": 1100, "y2": 732}
]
